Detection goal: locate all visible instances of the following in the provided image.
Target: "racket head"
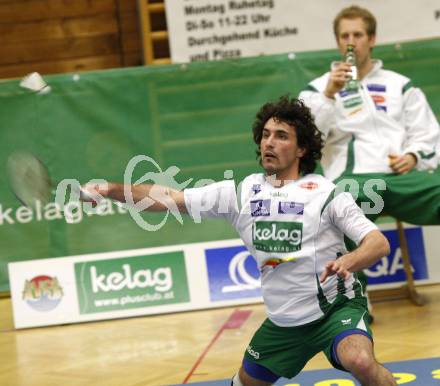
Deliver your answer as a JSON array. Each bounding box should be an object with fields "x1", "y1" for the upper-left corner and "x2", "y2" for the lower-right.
[{"x1": 7, "y1": 151, "x2": 52, "y2": 209}]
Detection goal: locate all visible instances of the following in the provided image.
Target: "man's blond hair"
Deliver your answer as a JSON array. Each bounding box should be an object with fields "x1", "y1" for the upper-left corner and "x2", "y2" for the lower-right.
[{"x1": 333, "y1": 5, "x2": 377, "y2": 38}]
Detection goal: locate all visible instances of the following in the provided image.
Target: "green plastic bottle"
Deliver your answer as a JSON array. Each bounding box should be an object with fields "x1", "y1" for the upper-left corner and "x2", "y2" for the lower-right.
[{"x1": 345, "y1": 44, "x2": 359, "y2": 92}]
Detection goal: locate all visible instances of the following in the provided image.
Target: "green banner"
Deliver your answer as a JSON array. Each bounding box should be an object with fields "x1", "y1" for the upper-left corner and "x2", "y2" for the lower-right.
[
  {"x1": 74, "y1": 251, "x2": 189, "y2": 314},
  {"x1": 1, "y1": 38, "x2": 440, "y2": 291}
]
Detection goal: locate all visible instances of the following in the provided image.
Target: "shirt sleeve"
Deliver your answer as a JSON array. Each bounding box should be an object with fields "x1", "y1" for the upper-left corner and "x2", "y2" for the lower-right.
[
  {"x1": 402, "y1": 86, "x2": 440, "y2": 170},
  {"x1": 298, "y1": 78, "x2": 336, "y2": 141},
  {"x1": 184, "y1": 180, "x2": 238, "y2": 224},
  {"x1": 326, "y1": 192, "x2": 378, "y2": 245}
]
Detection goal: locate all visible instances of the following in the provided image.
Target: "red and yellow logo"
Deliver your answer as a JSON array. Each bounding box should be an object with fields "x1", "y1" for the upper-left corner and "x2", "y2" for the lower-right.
[
  {"x1": 22, "y1": 275, "x2": 63, "y2": 312},
  {"x1": 300, "y1": 182, "x2": 318, "y2": 190},
  {"x1": 262, "y1": 257, "x2": 298, "y2": 269}
]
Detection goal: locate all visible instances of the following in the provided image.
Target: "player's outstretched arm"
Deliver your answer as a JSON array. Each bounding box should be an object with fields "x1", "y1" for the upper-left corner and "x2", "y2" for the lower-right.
[
  {"x1": 320, "y1": 230, "x2": 390, "y2": 283},
  {"x1": 81, "y1": 182, "x2": 188, "y2": 213}
]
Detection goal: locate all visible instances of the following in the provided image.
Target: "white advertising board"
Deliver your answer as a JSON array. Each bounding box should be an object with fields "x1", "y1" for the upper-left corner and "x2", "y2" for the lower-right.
[
  {"x1": 164, "y1": 0, "x2": 440, "y2": 63},
  {"x1": 8, "y1": 240, "x2": 262, "y2": 329},
  {"x1": 8, "y1": 224, "x2": 440, "y2": 329}
]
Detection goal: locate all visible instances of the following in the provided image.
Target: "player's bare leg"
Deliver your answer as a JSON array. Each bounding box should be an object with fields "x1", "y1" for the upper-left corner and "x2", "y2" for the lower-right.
[{"x1": 337, "y1": 334, "x2": 397, "y2": 386}]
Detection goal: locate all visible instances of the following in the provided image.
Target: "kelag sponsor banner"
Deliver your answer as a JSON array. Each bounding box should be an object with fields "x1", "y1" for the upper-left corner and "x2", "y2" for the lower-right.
[
  {"x1": 8, "y1": 241, "x2": 263, "y2": 329},
  {"x1": 7, "y1": 224, "x2": 440, "y2": 329},
  {"x1": 165, "y1": 0, "x2": 440, "y2": 62},
  {"x1": 9, "y1": 248, "x2": 192, "y2": 329},
  {"x1": 75, "y1": 252, "x2": 189, "y2": 314}
]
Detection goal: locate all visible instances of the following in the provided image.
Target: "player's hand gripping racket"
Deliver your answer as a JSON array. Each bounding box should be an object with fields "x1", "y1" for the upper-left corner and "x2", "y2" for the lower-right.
[{"x1": 7, "y1": 151, "x2": 98, "y2": 209}]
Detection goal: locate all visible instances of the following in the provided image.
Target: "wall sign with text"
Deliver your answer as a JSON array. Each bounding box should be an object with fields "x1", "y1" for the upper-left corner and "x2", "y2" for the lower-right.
[{"x1": 164, "y1": 0, "x2": 440, "y2": 63}]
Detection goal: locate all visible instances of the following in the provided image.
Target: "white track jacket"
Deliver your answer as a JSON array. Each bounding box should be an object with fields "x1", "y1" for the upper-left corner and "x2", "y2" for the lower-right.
[{"x1": 299, "y1": 60, "x2": 440, "y2": 180}]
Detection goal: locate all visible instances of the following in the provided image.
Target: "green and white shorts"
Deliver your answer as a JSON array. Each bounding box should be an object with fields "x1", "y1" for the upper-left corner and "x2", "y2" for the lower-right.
[{"x1": 243, "y1": 297, "x2": 373, "y2": 379}]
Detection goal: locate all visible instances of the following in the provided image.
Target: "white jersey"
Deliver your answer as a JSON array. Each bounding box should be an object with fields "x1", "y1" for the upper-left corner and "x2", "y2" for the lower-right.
[
  {"x1": 299, "y1": 60, "x2": 440, "y2": 180},
  {"x1": 184, "y1": 173, "x2": 377, "y2": 327}
]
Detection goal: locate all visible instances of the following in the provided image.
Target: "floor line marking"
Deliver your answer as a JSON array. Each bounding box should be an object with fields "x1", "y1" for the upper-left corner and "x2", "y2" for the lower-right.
[{"x1": 182, "y1": 309, "x2": 252, "y2": 384}]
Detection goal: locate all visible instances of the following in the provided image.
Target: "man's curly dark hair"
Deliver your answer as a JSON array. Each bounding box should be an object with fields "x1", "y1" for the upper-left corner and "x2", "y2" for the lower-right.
[{"x1": 252, "y1": 95, "x2": 323, "y2": 175}]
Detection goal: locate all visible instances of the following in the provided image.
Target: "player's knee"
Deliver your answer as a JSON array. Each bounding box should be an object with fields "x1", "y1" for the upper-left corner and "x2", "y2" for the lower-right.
[{"x1": 344, "y1": 349, "x2": 376, "y2": 375}]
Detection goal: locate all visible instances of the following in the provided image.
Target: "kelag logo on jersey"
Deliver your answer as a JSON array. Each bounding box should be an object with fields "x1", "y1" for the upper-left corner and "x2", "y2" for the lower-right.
[
  {"x1": 204, "y1": 246, "x2": 261, "y2": 301},
  {"x1": 253, "y1": 221, "x2": 302, "y2": 252},
  {"x1": 365, "y1": 227, "x2": 428, "y2": 284}
]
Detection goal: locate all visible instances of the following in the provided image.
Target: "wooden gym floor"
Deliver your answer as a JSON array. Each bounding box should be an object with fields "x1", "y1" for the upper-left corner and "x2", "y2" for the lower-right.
[{"x1": 1, "y1": 285, "x2": 439, "y2": 386}]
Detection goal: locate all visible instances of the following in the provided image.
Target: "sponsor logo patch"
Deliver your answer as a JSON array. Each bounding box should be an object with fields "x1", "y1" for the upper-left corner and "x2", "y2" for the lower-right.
[
  {"x1": 278, "y1": 201, "x2": 304, "y2": 215},
  {"x1": 247, "y1": 345, "x2": 260, "y2": 360},
  {"x1": 250, "y1": 199, "x2": 271, "y2": 217},
  {"x1": 371, "y1": 94, "x2": 387, "y2": 112},
  {"x1": 343, "y1": 96, "x2": 363, "y2": 109},
  {"x1": 300, "y1": 182, "x2": 318, "y2": 190},
  {"x1": 339, "y1": 89, "x2": 358, "y2": 97},
  {"x1": 270, "y1": 191, "x2": 288, "y2": 198},
  {"x1": 253, "y1": 221, "x2": 303, "y2": 252},
  {"x1": 261, "y1": 256, "x2": 298, "y2": 269},
  {"x1": 371, "y1": 94, "x2": 386, "y2": 104},
  {"x1": 367, "y1": 83, "x2": 386, "y2": 92},
  {"x1": 251, "y1": 184, "x2": 261, "y2": 195}
]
